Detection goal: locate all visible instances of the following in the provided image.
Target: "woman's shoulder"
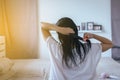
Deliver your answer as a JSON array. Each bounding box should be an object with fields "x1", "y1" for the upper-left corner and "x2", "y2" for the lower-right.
[
  {"x1": 46, "y1": 36, "x2": 61, "y2": 46},
  {"x1": 91, "y1": 43, "x2": 101, "y2": 48},
  {"x1": 90, "y1": 43, "x2": 102, "y2": 54}
]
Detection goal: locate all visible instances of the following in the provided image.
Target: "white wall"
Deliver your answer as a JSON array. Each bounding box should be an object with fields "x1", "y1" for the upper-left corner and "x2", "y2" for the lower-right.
[{"x1": 38, "y1": 0, "x2": 111, "y2": 59}]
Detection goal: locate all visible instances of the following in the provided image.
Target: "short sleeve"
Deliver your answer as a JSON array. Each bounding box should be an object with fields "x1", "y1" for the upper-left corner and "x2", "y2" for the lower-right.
[
  {"x1": 90, "y1": 43, "x2": 102, "y2": 65},
  {"x1": 91, "y1": 43, "x2": 102, "y2": 54},
  {"x1": 46, "y1": 36, "x2": 60, "y2": 57}
]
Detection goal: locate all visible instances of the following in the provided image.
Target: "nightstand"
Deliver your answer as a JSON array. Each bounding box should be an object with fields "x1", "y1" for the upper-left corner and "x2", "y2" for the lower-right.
[{"x1": 0, "y1": 36, "x2": 6, "y2": 58}]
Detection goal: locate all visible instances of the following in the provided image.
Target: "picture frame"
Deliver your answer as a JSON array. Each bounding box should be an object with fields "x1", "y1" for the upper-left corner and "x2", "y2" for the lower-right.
[
  {"x1": 87, "y1": 22, "x2": 94, "y2": 30},
  {"x1": 77, "y1": 25, "x2": 80, "y2": 30},
  {"x1": 93, "y1": 25, "x2": 102, "y2": 30},
  {"x1": 81, "y1": 22, "x2": 86, "y2": 30}
]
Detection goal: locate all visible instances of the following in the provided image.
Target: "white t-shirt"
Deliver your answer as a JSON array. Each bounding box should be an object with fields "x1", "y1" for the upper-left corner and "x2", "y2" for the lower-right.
[{"x1": 46, "y1": 36, "x2": 102, "y2": 80}]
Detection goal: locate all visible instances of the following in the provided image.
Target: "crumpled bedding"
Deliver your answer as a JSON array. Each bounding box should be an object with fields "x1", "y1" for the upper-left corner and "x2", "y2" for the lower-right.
[
  {"x1": 8, "y1": 59, "x2": 50, "y2": 80},
  {"x1": 1, "y1": 57, "x2": 120, "y2": 80},
  {"x1": 0, "y1": 58, "x2": 45, "y2": 80},
  {"x1": 0, "y1": 67, "x2": 16, "y2": 80},
  {"x1": 97, "y1": 57, "x2": 120, "y2": 80}
]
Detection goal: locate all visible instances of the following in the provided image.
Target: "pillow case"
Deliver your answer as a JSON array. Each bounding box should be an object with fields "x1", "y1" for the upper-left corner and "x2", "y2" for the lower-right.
[{"x1": 0, "y1": 57, "x2": 14, "y2": 75}]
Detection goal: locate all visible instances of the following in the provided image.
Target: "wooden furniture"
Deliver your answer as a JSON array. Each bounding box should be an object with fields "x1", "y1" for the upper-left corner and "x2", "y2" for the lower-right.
[{"x1": 0, "y1": 36, "x2": 5, "y2": 58}]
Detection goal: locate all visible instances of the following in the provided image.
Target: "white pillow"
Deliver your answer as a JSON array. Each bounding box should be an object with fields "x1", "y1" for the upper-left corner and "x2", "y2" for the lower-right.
[{"x1": 0, "y1": 57, "x2": 14, "y2": 75}]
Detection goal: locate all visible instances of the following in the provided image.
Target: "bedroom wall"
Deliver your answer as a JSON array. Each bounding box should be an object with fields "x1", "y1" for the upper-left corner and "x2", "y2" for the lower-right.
[{"x1": 38, "y1": 0, "x2": 111, "y2": 59}]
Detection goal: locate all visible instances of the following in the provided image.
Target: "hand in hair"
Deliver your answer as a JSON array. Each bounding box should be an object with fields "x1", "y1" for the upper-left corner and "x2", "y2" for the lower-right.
[
  {"x1": 84, "y1": 32, "x2": 113, "y2": 52},
  {"x1": 83, "y1": 33, "x2": 93, "y2": 41}
]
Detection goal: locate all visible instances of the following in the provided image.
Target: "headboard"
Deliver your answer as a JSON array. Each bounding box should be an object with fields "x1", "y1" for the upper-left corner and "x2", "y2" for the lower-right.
[{"x1": 0, "y1": 36, "x2": 5, "y2": 58}]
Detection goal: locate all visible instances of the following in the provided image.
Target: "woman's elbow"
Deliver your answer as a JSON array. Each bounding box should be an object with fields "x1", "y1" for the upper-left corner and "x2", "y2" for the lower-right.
[
  {"x1": 109, "y1": 43, "x2": 114, "y2": 48},
  {"x1": 101, "y1": 43, "x2": 113, "y2": 52},
  {"x1": 107, "y1": 41, "x2": 113, "y2": 48}
]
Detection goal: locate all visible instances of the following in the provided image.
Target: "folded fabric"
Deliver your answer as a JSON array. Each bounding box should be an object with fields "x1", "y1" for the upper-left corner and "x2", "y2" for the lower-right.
[{"x1": 99, "y1": 72, "x2": 120, "y2": 79}]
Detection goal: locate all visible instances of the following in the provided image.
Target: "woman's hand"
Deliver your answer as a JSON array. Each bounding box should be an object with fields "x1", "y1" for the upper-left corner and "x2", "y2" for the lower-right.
[
  {"x1": 83, "y1": 33, "x2": 94, "y2": 41},
  {"x1": 59, "y1": 27, "x2": 75, "y2": 35}
]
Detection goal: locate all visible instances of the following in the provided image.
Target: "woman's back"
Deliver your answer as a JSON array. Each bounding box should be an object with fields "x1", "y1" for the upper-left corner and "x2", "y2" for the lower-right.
[{"x1": 46, "y1": 36, "x2": 102, "y2": 80}]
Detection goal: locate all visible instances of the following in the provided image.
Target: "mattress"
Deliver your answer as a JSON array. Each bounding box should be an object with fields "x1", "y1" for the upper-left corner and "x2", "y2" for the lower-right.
[{"x1": 1, "y1": 57, "x2": 120, "y2": 80}]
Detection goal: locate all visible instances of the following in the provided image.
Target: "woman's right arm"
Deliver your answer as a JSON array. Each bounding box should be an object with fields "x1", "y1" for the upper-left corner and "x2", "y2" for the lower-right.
[
  {"x1": 92, "y1": 34, "x2": 113, "y2": 52},
  {"x1": 83, "y1": 33, "x2": 113, "y2": 52},
  {"x1": 40, "y1": 22, "x2": 75, "y2": 41}
]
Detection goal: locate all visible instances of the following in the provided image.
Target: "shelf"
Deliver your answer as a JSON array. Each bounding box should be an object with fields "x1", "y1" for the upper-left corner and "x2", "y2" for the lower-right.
[
  {"x1": 78, "y1": 30, "x2": 102, "y2": 33},
  {"x1": 50, "y1": 30, "x2": 102, "y2": 34}
]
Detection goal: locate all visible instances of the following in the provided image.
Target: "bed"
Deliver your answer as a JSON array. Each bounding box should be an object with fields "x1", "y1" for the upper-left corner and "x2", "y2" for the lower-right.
[
  {"x1": 0, "y1": 58, "x2": 50, "y2": 80},
  {"x1": 8, "y1": 59, "x2": 50, "y2": 80},
  {"x1": 0, "y1": 36, "x2": 48, "y2": 80},
  {"x1": 0, "y1": 36, "x2": 120, "y2": 80},
  {"x1": 0, "y1": 57, "x2": 120, "y2": 80}
]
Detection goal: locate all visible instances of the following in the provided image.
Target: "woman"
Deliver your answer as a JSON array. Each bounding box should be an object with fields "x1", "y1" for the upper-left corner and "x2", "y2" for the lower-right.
[{"x1": 41, "y1": 17, "x2": 113, "y2": 80}]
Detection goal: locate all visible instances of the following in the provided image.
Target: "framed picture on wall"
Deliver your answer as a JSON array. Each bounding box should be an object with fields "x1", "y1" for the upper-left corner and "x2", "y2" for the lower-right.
[
  {"x1": 87, "y1": 22, "x2": 94, "y2": 30},
  {"x1": 81, "y1": 22, "x2": 86, "y2": 30},
  {"x1": 93, "y1": 25, "x2": 102, "y2": 30}
]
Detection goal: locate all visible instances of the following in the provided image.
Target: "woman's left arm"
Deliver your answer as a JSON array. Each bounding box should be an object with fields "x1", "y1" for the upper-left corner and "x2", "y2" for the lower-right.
[{"x1": 40, "y1": 22, "x2": 74, "y2": 41}]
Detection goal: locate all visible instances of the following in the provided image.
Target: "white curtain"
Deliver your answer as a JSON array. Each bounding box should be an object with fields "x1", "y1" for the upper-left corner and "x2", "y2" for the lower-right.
[{"x1": 0, "y1": 0, "x2": 39, "y2": 59}]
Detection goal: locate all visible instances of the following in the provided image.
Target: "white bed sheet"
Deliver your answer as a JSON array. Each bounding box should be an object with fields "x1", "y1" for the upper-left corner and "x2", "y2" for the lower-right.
[
  {"x1": 0, "y1": 67, "x2": 15, "y2": 80},
  {"x1": 4, "y1": 57, "x2": 120, "y2": 80},
  {"x1": 97, "y1": 57, "x2": 120, "y2": 80},
  {"x1": 8, "y1": 59, "x2": 50, "y2": 80}
]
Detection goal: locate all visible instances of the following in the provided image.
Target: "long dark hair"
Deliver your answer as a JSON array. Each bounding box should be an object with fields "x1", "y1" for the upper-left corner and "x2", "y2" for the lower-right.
[{"x1": 56, "y1": 17, "x2": 91, "y2": 68}]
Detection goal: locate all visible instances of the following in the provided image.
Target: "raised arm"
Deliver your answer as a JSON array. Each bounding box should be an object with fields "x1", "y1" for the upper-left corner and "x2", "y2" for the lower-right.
[
  {"x1": 83, "y1": 33, "x2": 113, "y2": 52},
  {"x1": 40, "y1": 22, "x2": 74, "y2": 41}
]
